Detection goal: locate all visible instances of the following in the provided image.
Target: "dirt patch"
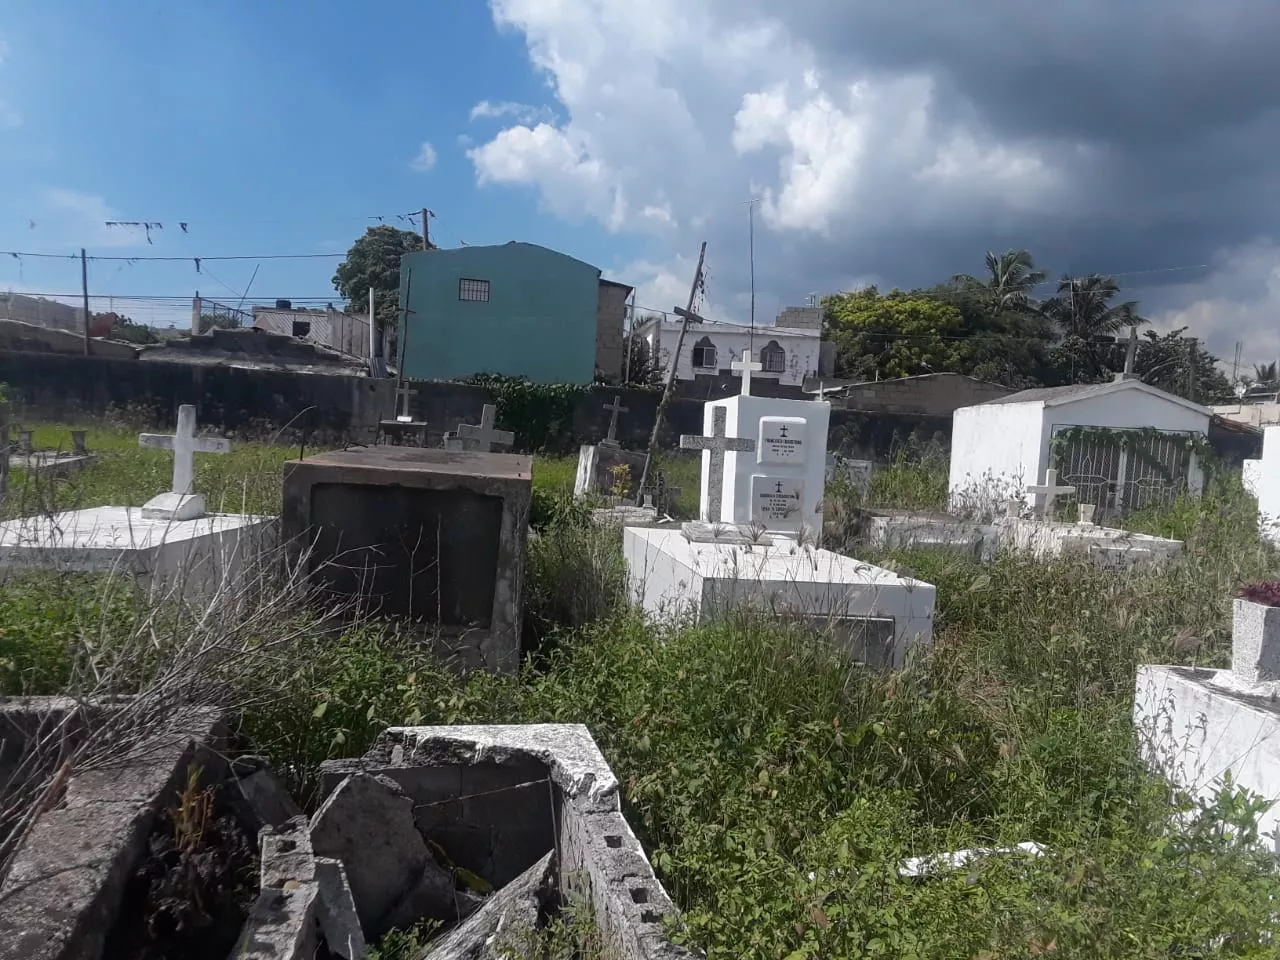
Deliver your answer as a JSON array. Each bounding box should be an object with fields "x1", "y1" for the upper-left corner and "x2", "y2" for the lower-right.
[{"x1": 102, "y1": 771, "x2": 259, "y2": 960}]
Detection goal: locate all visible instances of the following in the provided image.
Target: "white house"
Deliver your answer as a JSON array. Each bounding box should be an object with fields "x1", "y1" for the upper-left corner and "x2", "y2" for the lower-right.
[
  {"x1": 948, "y1": 380, "x2": 1211, "y2": 515},
  {"x1": 634, "y1": 305, "x2": 823, "y2": 388}
]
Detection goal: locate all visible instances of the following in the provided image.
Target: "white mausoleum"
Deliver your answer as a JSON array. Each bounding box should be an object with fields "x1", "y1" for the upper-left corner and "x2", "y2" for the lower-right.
[
  {"x1": 949, "y1": 380, "x2": 1210, "y2": 514},
  {"x1": 634, "y1": 305, "x2": 823, "y2": 388}
]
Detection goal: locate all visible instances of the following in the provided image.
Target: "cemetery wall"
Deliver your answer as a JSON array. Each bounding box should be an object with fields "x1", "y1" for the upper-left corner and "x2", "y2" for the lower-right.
[{"x1": 0, "y1": 350, "x2": 954, "y2": 460}]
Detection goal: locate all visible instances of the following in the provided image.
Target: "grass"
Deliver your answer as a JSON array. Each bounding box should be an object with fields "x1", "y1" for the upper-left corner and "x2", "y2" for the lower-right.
[{"x1": 3, "y1": 421, "x2": 1279, "y2": 957}]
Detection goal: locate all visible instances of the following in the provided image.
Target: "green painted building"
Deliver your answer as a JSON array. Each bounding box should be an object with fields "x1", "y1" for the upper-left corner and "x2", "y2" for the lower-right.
[{"x1": 397, "y1": 241, "x2": 631, "y2": 384}]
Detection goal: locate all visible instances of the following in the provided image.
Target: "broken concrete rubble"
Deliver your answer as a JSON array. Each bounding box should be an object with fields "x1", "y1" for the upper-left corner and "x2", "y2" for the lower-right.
[
  {"x1": 309, "y1": 772, "x2": 470, "y2": 939},
  {"x1": 419, "y1": 849, "x2": 555, "y2": 960}
]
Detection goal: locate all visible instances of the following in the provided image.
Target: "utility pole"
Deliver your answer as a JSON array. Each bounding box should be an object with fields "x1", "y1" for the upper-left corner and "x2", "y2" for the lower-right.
[
  {"x1": 623, "y1": 288, "x2": 636, "y2": 384},
  {"x1": 637, "y1": 241, "x2": 706, "y2": 499},
  {"x1": 1120, "y1": 324, "x2": 1138, "y2": 379},
  {"x1": 420, "y1": 208, "x2": 432, "y2": 250},
  {"x1": 1186, "y1": 337, "x2": 1197, "y2": 402},
  {"x1": 80, "y1": 248, "x2": 90, "y2": 356},
  {"x1": 743, "y1": 197, "x2": 760, "y2": 353},
  {"x1": 368, "y1": 286, "x2": 377, "y2": 365}
]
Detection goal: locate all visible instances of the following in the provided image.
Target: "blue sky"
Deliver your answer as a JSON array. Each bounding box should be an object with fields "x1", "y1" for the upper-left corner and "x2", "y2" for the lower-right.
[
  {"x1": 2, "y1": 1, "x2": 1279, "y2": 366},
  {"x1": 0, "y1": 1, "x2": 640, "y2": 327}
]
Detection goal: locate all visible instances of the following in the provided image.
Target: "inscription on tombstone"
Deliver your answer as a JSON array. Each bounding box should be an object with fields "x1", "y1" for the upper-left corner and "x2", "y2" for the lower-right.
[
  {"x1": 758, "y1": 416, "x2": 807, "y2": 465},
  {"x1": 751, "y1": 475, "x2": 804, "y2": 526}
]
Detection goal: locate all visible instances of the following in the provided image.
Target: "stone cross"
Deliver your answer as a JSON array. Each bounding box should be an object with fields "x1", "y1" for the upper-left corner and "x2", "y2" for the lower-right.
[
  {"x1": 680, "y1": 406, "x2": 755, "y2": 521},
  {"x1": 602, "y1": 395, "x2": 628, "y2": 445},
  {"x1": 1026, "y1": 468, "x2": 1076, "y2": 519},
  {"x1": 456, "y1": 404, "x2": 514, "y2": 452},
  {"x1": 731, "y1": 358, "x2": 763, "y2": 397},
  {"x1": 395, "y1": 383, "x2": 418, "y2": 423},
  {"x1": 139, "y1": 404, "x2": 231, "y2": 520}
]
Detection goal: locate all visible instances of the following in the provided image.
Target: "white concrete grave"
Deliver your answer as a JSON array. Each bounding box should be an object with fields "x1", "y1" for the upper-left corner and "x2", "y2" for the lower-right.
[
  {"x1": 0, "y1": 405, "x2": 273, "y2": 600},
  {"x1": 1255, "y1": 426, "x2": 1280, "y2": 548},
  {"x1": 138, "y1": 405, "x2": 232, "y2": 521},
  {"x1": 446, "y1": 404, "x2": 514, "y2": 453},
  {"x1": 1243, "y1": 458, "x2": 1262, "y2": 499},
  {"x1": 680, "y1": 371, "x2": 830, "y2": 541},
  {"x1": 623, "y1": 388, "x2": 933, "y2": 667},
  {"x1": 623, "y1": 526, "x2": 935, "y2": 668},
  {"x1": 1135, "y1": 589, "x2": 1280, "y2": 853}
]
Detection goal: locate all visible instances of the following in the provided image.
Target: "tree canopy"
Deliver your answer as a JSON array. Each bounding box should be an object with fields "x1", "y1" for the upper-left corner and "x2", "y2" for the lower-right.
[
  {"x1": 824, "y1": 248, "x2": 1232, "y2": 403},
  {"x1": 332, "y1": 225, "x2": 430, "y2": 328}
]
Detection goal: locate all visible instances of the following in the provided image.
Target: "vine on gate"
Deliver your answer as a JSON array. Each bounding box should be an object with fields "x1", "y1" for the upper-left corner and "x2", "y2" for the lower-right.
[{"x1": 1048, "y1": 425, "x2": 1214, "y2": 482}]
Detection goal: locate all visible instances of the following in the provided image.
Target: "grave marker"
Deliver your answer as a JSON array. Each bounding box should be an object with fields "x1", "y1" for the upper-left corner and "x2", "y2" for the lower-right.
[
  {"x1": 731, "y1": 358, "x2": 763, "y2": 397},
  {"x1": 601, "y1": 395, "x2": 627, "y2": 447},
  {"x1": 679, "y1": 406, "x2": 754, "y2": 522},
  {"x1": 394, "y1": 383, "x2": 418, "y2": 423},
  {"x1": 138, "y1": 404, "x2": 231, "y2": 520},
  {"x1": 1026, "y1": 468, "x2": 1076, "y2": 519},
  {"x1": 455, "y1": 404, "x2": 514, "y2": 452}
]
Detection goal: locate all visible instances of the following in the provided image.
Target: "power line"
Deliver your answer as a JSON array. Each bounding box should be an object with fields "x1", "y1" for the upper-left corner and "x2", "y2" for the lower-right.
[{"x1": 0, "y1": 250, "x2": 346, "y2": 262}]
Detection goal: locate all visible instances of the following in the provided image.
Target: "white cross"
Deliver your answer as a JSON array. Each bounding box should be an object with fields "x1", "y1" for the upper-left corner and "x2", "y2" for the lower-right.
[
  {"x1": 731, "y1": 357, "x2": 763, "y2": 396},
  {"x1": 139, "y1": 404, "x2": 231, "y2": 496},
  {"x1": 1026, "y1": 468, "x2": 1076, "y2": 519},
  {"x1": 680, "y1": 406, "x2": 755, "y2": 521},
  {"x1": 602, "y1": 395, "x2": 628, "y2": 443},
  {"x1": 456, "y1": 403, "x2": 514, "y2": 452},
  {"x1": 395, "y1": 383, "x2": 418, "y2": 423}
]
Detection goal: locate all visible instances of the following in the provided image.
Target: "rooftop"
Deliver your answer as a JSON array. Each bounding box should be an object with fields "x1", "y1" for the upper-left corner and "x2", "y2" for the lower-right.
[{"x1": 987, "y1": 379, "x2": 1210, "y2": 416}]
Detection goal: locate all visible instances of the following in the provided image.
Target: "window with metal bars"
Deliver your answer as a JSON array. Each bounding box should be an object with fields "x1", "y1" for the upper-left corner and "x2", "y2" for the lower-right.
[{"x1": 458, "y1": 278, "x2": 490, "y2": 302}]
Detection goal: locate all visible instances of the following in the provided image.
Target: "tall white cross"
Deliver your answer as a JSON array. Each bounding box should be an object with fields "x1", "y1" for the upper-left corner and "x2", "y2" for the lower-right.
[
  {"x1": 680, "y1": 406, "x2": 755, "y2": 521},
  {"x1": 139, "y1": 405, "x2": 231, "y2": 497},
  {"x1": 1026, "y1": 468, "x2": 1076, "y2": 519},
  {"x1": 731, "y1": 357, "x2": 763, "y2": 397},
  {"x1": 456, "y1": 403, "x2": 514, "y2": 452}
]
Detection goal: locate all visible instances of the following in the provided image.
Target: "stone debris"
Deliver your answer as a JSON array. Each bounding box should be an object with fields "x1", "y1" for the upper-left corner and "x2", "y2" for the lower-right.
[
  {"x1": 232, "y1": 754, "x2": 303, "y2": 831},
  {"x1": 233, "y1": 817, "x2": 321, "y2": 960},
  {"x1": 309, "y1": 772, "x2": 469, "y2": 939},
  {"x1": 419, "y1": 850, "x2": 555, "y2": 960},
  {"x1": 316, "y1": 857, "x2": 368, "y2": 960}
]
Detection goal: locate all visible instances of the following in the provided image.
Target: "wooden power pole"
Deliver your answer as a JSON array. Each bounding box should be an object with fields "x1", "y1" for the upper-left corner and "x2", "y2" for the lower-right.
[
  {"x1": 80, "y1": 248, "x2": 91, "y2": 356},
  {"x1": 420, "y1": 208, "x2": 432, "y2": 250},
  {"x1": 637, "y1": 241, "x2": 707, "y2": 498}
]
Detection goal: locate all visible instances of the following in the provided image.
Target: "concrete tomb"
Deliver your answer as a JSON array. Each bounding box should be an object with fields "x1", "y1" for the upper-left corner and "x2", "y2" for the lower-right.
[
  {"x1": 1135, "y1": 591, "x2": 1280, "y2": 853},
  {"x1": 1253, "y1": 425, "x2": 1280, "y2": 548},
  {"x1": 0, "y1": 407, "x2": 273, "y2": 598},
  {"x1": 625, "y1": 387, "x2": 934, "y2": 667},
  {"x1": 6, "y1": 424, "x2": 97, "y2": 478},
  {"x1": 865, "y1": 466, "x2": 1183, "y2": 573},
  {"x1": 281, "y1": 446, "x2": 531, "y2": 673}
]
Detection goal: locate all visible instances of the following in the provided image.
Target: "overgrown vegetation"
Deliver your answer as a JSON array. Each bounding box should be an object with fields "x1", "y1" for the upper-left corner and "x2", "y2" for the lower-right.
[{"x1": 3, "y1": 429, "x2": 1279, "y2": 957}]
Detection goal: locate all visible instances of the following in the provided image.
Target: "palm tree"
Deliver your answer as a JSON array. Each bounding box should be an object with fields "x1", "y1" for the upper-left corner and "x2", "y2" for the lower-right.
[
  {"x1": 952, "y1": 249, "x2": 1047, "y2": 313},
  {"x1": 1253, "y1": 361, "x2": 1278, "y2": 385},
  {"x1": 1040, "y1": 274, "x2": 1144, "y2": 340}
]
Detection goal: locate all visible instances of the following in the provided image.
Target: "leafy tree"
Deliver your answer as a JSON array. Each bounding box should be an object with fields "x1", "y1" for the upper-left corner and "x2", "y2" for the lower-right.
[
  {"x1": 823, "y1": 287, "x2": 966, "y2": 381},
  {"x1": 106, "y1": 315, "x2": 159, "y2": 345},
  {"x1": 1135, "y1": 328, "x2": 1233, "y2": 403},
  {"x1": 952, "y1": 249, "x2": 1047, "y2": 314},
  {"x1": 1041, "y1": 274, "x2": 1142, "y2": 340},
  {"x1": 623, "y1": 333, "x2": 660, "y2": 385},
  {"x1": 918, "y1": 280, "x2": 1057, "y2": 387},
  {"x1": 332, "y1": 225, "x2": 431, "y2": 330}
]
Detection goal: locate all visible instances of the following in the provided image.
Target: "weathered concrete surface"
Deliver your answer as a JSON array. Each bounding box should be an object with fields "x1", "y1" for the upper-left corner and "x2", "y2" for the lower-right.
[
  {"x1": 232, "y1": 755, "x2": 303, "y2": 831},
  {"x1": 0, "y1": 706, "x2": 228, "y2": 960},
  {"x1": 363, "y1": 725, "x2": 697, "y2": 960},
  {"x1": 316, "y1": 857, "x2": 367, "y2": 960},
  {"x1": 232, "y1": 819, "x2": 321, "y2": 960},
  {"x1": 281, "y1": 447, "x2": 532, "y2": 674},
  {"x1": 420, "y1": 850, "x2": 555, "y2": 960},
  {"x1": 309, "y1": 772, "x2": 462, "y2": 938}
]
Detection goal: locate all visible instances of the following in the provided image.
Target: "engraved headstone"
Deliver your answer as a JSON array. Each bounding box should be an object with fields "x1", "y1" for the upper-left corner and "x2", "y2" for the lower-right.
[
  {"x1": 751, "y1": 475, "x2": 805, "y2": 528},
  {"x1": 758, "y1": 416, "x2": 807, "y2": 464}
]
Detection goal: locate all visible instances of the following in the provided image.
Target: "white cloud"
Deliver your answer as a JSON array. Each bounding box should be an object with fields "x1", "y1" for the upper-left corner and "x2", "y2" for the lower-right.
[
  {"x1": 469, "y1": 99, "x2": 553, "y2": 124},
  {"x1": 470, "y1": 1, "x2": 1076, "y2": 319},
  {"x1": 1149, "y1": 239, "x2": 1280, "y2": 370},
  {"x1": 409, "y1": 142, "x2": 438, "y2": 172},
  {"x1": 42, "y1": 188, "x2": 144, "y2": 248}
]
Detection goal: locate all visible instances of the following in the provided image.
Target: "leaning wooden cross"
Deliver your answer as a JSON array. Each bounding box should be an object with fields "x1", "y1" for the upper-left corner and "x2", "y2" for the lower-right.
[{"x1": 138, "y1": 404, "x2": 231, "y2": 520}]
